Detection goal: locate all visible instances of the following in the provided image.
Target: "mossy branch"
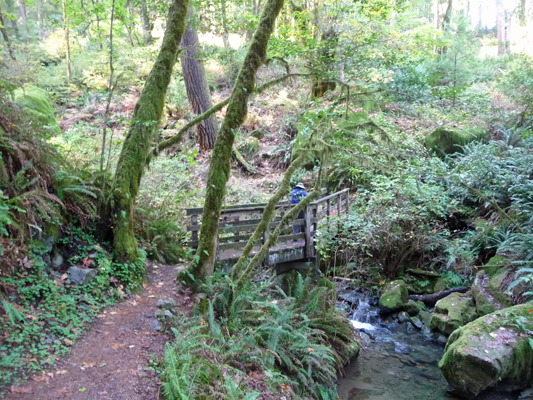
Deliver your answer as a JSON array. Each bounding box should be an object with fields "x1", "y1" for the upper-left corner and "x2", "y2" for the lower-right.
[
  {"x1": 231, "y1": 155, "x2": 305, "y2": 280},
  {"x1": 234, "y1": 165, "x2": 324, "y2": 291},
  {"x1": 149, "y1": 73, "x2": 308, "y2": 160}
]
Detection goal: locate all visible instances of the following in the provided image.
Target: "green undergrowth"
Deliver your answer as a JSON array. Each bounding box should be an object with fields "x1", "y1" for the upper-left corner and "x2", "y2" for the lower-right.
[
  {"x1": 0, "y1": 228, "x2": 146, "y2": 392},
  {"x1": 162, "y1": 273, "x2": 358, "y2": 400}
]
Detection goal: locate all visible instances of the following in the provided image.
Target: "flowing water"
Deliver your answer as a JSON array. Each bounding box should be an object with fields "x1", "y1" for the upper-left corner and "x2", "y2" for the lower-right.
[{"x1": 336, "y1": 292, "x2": 520, "y2": 400}]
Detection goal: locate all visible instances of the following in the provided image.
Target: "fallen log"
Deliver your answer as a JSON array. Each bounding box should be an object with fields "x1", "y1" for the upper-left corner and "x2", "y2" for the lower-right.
[{"x1": 409, "y1": 286, "x2": 469, "y2": 307}]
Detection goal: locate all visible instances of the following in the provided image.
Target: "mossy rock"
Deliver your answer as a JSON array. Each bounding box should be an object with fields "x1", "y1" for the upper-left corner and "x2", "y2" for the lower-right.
[
  {"x1": 429, "y1": 292, "x2": 478, "y2": 335},
  {"x1": 402, "y1": 300, "x2": 422, "y2": 316},
  {"x1": 15, "y1": 86, "x2": 61, "y2": 135},
  {"x1": 485, "y1": 255, "x2": 510, "y2": 276},
  {"x1": 379, "y1": 280, "x2": 409, "y2": 314},
  {"x1": 471, "y1": 269, "x2": 513, "y2": 317},
  {"x1": 485, "y1": 268, "x2": 514, "y2": 308},
  {"x1": 439, "y1": 304, "x2": 533, "y2": 398},
  {"x1": 424, "y1": 126, "x2": 489, "y2": 157},
  {"x1": 341, "y1": 341, "x2": 360, "y2": 363}
]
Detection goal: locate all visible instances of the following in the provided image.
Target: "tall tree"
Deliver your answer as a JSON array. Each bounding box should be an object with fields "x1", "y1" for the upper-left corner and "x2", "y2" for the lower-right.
[
  {"x1": 496, "y1": 0, "x2": 510, "y2": 55},
  {"x1": 139, "y1": 0, "x2": 153, "y2": 45},
  {"x1": 110, "y1": 0, "x2": 190, "y2": 264},
  {"x1": 62, "y1": 0, "x2": 72, "y2": 83},
  {"x1": 5, "y1": 0, "x2": 20, "y2": 39},
  {"x1": 16, "y1": 0, "x2": 26, "y2": 31},
  {"x1": 182, "y1": 0, "x2": 285, "y2": 286},
  {"x1": 0, "y1": 4, "x2": 16, "y2": 60},
  {"x1": 181, "y1": 7, "x2": 219, "y2": 151}
]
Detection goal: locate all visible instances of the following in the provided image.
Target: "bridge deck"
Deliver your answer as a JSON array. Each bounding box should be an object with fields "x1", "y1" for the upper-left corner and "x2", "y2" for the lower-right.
[{"x1": 186, "y1": 188, "x2": 350, "y2": 266}]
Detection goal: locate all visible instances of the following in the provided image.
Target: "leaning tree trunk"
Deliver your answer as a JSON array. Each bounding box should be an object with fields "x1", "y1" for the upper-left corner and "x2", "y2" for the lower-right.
[
  {"x1": 180, "y1": 7, "x2": 219, "y2": 151},
  {"x1": 110, "y1": 0, "x2": 190, "y2": 264},
  {"x1": 139, "y1": 0, "x2": 153, "y2": 45},
  {"x1": 0, "y1": 5, "x2": 15, "y2": 60},
  {"x1": 182, "y1": 0, "x2": 285, "y2": 287}
]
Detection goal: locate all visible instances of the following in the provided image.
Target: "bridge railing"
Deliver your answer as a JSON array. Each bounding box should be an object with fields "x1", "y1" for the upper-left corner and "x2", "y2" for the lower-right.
[{"x1": 185, "y1": 188, "x2": 350, "y2": 265}]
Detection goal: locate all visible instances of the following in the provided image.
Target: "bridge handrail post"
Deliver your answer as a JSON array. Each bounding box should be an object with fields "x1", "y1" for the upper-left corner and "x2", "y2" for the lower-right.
[{"x1": 304, "y1": 205, "x2": 311, "y2": 259}]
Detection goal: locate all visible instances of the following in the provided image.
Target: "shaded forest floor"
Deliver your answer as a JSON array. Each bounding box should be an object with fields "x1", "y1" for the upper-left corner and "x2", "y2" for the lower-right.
[{"x1": 5, "y1": 264, "x2": 193, "y2": 400}]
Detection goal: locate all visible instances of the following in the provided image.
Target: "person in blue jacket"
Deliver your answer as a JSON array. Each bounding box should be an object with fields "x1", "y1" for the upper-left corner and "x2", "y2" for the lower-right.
[{"x1": 291, "y1": 183, "x2": 307, "y2": 234}]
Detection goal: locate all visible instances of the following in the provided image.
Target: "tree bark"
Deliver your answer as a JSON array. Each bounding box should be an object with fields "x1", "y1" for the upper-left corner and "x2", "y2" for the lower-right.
[
  {"x1": 62, "y1": 0, "x2": 72, "y2": 83},
  {"x1": 16, "y1": 0, "x2": 26, "y2": 29},
  {"x1": 182, "y1": 0, "x2": 285, "y2": 287},
  {"x1": 220, "y1": 0, "x2": 230, "y2": 48},
  {"x1": 110, "y1": 0, "x2": 190, "y2": 264},
  {"x1": 5, "y1": 0, "x2": 20, "y2": 39},
  {"x1": 180, "y1": 7, "x2": 219, "y2": 151},
  {"x1": 496, "y1": 0, "x2": 510, "y2": 55},
  {"x1": 442, "y1": 0, "x2": 452, "y2": 30},
  {"x1": 139, "y1": 0, "x2": 153, "y2": 45},
  {"x1": 0, "y1": 4, "x2": 16, "y2": 60}
]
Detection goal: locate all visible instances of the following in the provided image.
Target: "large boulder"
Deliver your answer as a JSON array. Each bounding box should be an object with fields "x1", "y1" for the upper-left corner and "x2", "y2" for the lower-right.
[
  {"x1": 439, "y1": 304, "x2": 533, "y2": 398},
  {"x1": 429, "y1": 292, "x2": 477, "y2": 335},
  {"x1": 425, "y1": 126, "x2": 489, "y2": 157},
  {"x1": 379, "y1": 280, "x2": 408, "y2": 314},
  {"x1": 15, "y1": 85, "x2": 61, "y2": 134}
]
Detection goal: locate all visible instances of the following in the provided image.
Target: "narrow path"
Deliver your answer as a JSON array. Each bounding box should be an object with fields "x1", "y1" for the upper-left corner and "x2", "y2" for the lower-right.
[{"x1": 6, "y1": 263, "x2": 193, "y2": 400}]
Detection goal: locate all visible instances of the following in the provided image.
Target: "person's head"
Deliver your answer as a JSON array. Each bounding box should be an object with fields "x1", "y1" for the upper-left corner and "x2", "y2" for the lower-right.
[{"x1": 295, "y1": 183, "x2": 305, "y2": 190}]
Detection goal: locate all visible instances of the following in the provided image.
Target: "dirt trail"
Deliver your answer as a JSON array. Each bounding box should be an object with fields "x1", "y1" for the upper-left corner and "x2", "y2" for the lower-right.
[{"x1": 6, "y1": 263, "x2": 193, "y2": 400}]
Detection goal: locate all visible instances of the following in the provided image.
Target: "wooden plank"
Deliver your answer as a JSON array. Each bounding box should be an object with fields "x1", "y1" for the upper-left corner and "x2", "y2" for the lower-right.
[
  {"x1": 186, "y1": 200, "x2": 292, "y2": 216},
  {"x1": 219, "y1": 234, "x2": 254, "y2": 244}
]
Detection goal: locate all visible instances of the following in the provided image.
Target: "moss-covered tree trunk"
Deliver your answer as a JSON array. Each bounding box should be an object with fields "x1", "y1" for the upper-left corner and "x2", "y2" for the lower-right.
[
  {"x1": 183, "y1": 0, "x2": 285, "y2": 286},
  {"x1": 110, "y1": 0, "x2": 190, "y2": 264}
]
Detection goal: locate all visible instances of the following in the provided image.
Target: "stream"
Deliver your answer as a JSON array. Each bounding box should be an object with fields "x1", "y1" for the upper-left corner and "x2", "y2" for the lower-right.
[{"x1": 336, "y1": 291, "x2": 521, "y2": 400}]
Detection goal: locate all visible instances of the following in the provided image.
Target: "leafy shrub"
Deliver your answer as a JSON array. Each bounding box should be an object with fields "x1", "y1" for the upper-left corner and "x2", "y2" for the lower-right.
[
  {"x1": 135, "y1": 205, "x2": 188, "y2": 264},
  {"x1": 162, "y1": 274, "x2": 357, "y2": 399}
]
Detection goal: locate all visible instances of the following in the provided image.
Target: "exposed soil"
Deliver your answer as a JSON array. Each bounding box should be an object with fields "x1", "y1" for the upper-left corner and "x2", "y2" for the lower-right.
[{"x1": 5, "y1": 263, "x2": 193, "y2": 400}]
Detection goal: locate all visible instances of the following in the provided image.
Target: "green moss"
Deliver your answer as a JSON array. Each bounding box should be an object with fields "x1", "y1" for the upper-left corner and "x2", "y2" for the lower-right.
[
  {"x1": 184, "y1": 0, "x2": 286, "y2": 287},
  {"x1": 15, "y1": 86, "x2": 60, "y2": 134},
  {"x1": 111, "y1": 0, "x2": 190, "y2": 265},
  {"x1": 424, "y1": 126, "x2": 489, "y2": 157},
  {"x1": 379, "y1": 280, "x2": 408, "y2": 313},
  {"x1": 439, "y1": 304, "x2": 533, "y2": 398},
  {"x1": 429, "y1": 292, "x2": 477, "y2": 335}
]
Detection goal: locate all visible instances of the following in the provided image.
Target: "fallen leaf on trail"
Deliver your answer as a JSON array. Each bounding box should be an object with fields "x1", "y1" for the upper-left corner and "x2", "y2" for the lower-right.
[
  {"x1": 82, "y1": 362, "x2": 98, "y2": 368},
  {"x1": 148, "y1": 295, "x2": 155, "y2": 298},
  {"x1": 56, "y1": 370, "x2": 67, "y2": 375},
  {"x1": 110, "y1": 311, "x2": 117, "y2": 315},
  {"x1": 79, "y1": 387, "x2": 87, "y2": 392},
  {"x1": 11, "y1": 385, "x2": 33, "y2": 394},
  {"x1": 32, "y1": 374, "x2": 50, "y2": 382},
  {"x1": 64, "y1": 339, "x2": 74, "y2": 346},
  {"x1": 129, "y1": 345, "x2": 135, "y2": 348}
]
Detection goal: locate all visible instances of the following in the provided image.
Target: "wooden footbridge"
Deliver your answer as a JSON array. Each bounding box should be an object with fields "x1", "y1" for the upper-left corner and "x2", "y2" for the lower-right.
[{"x1": 186, "y1": 189, "x2": 350, "y2": 267}]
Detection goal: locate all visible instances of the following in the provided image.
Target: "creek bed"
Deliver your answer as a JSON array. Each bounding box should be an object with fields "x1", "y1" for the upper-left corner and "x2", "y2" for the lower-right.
[{"x1": 336, "y1": 292, "x2": 520, "y2": 400}]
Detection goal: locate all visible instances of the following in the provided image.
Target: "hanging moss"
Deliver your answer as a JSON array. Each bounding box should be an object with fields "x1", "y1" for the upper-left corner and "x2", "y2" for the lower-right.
[
  {"x1": 181, "y1": 0, "x2": 286, "y2": 288},
  {"x1": 110, "y1": 0, "x2": 190, "y2": 265}
]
